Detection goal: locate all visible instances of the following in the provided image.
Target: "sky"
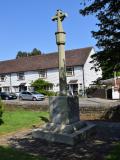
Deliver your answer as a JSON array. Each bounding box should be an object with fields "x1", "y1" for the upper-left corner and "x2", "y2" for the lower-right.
[{"x1": 0, "y1": 0, "x2": 98, "y2": 60}]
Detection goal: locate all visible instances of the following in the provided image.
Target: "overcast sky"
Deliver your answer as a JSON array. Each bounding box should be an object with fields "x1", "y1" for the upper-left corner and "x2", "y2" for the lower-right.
[{"x1": 0, "y1": 0, "x2": 98, "y2": 60}]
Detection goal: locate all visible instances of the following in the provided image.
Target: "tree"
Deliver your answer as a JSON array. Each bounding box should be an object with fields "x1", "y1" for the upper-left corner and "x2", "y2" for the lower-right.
[
  {"x1": 16, "y1": 51, "x2": 28, "y2": 59},
  {"x1": 16, "y1": 48, "x2": 42, "y2": 59},
  {"x1": 30, "y1": 48, "x2": 41, "y2": 56},
  {"x1": 80, "y1": 0, "x2": 120, "y2": 79}
]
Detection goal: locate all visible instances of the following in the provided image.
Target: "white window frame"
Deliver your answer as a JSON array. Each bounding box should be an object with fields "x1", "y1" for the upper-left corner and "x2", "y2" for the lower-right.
[
  {"x1": 0, "y1": 74, "x2": 6, "y2": 82},
  {"x1": 13, "y1": 86, "x2": 19, "y2": 92},
  {"x1": 66, "y1": 67, "x2": 74, "y2": 77},
  {"x1": 17, "y1": 72, "x2": 25, "y2": 80},
  {"x1": 38, "y1": 69, "x2": 47, "y2": 78},
  {"x1": 3, "y1": 87, "x2": 10, "y2": 92}
]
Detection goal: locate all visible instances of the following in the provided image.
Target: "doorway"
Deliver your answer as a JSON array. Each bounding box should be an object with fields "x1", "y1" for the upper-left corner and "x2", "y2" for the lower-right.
[
  {"x1": 19, "y1": 85, "x2": 27, "y2": 92},
  {"x1": 68, "y1": 84, "x2": 78, "y2": 95}
]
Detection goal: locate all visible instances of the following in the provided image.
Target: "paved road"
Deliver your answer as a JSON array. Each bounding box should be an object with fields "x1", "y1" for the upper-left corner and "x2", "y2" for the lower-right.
[
  {"x1": 79, "y1": 98, "x2": 120, "y2": 107},
  {"x1": 3, "y1": 97, "x2": 120, "y2": 107}
]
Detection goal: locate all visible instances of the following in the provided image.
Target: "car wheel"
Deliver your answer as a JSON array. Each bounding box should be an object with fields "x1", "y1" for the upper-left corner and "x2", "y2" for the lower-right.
[
  {"x1": 33, "y1": 97, "x2": 37, "y2": 101},
  {"x1": 19, "y1": 96, "x2": 23, "y2": 100},
  {"x1": 5, "y1": 97, "x2": 9, "y2": 100}
]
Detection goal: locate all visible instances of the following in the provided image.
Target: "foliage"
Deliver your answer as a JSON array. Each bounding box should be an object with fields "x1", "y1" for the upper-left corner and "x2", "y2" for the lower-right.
[
  {"x1": 31, "y1": 79, "x2": 56, "y2": 96},
  {"x1": 116, "y1": 71, "x2": 120, "y2": 77},
  {"x1": 0, "y1": 109, "x2": 48, "y2": 135},
  {"x1": 105, "y1": 143, "x2": 120, "y2": 160},
  {"x1": 0, "y1": 146, "x2": 46, "y2": 160},
  {"x1": 0, "y1": 100, "x2": 4, "y2": 125},
  {"x1": 30, "y1": 48, "x2": 42, "y2": 56},
  {"x1": 80, "y1": 0, "x2": 120, "y2": 79},
  {"x1": 16, "y1": 48, "x2": 42, "y2": 58}
]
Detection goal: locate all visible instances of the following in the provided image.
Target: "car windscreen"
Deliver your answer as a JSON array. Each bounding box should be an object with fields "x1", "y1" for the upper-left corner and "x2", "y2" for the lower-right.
[{"x1": 31, "y1": 92, "x2": 40, "y2": 95}]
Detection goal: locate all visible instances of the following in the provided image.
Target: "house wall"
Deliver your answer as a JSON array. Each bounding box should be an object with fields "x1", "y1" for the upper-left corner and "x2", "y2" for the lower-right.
[
  {"x1": 0, "y1": 49, "x2": 102, "y2": 95},
  {"x1": 84, "y1": 48, "x2": 102, "y2": 88},
  {"x1": 0, "y1": 66, "x2": 84, "y2": 93},
  {"x1": 112, "y1": 87, "x2": 120, "y2": 99}
]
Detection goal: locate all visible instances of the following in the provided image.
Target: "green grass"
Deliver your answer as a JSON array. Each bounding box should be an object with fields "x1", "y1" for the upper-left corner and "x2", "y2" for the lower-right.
[
  {"x1": 0, "y1": 108, "x2": 48, "y2": 135},
  {"x1": 105, "y1": 143, "x2": 120, "y2": 160},
  {"x1": 0, "y1": 146, "x2": 46, "y2": 160}
]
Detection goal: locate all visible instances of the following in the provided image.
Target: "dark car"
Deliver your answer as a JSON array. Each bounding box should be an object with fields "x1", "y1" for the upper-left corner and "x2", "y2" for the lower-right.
[{"x1": 0, "y1": 92, "x2": 17, "y2": 100}]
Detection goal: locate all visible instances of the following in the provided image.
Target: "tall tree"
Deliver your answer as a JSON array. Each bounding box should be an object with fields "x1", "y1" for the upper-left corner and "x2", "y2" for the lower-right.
[
  {"x1": 16, "y1": 51, "x2": 28, "y2": 59},
  {"x1": 80, "y1": 0, "x2": 120, "y2": 79},
  {"x1": 30, "y1": 48, "x2": 41, "y2": 56},
  {"x1": 16, "y1": 48, "x2": 42, "y2": 59}
]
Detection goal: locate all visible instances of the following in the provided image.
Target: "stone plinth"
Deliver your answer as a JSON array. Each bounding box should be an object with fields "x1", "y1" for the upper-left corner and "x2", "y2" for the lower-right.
[
  {"x1": 32, "y1": 121, "x2": 95, "y2": 145},
  {"x1": 32, "y1": 96, "x2": 96, "y2": 145},
  {"x1": 49, "y1": 96, "x2": 80, "y2": 125}
]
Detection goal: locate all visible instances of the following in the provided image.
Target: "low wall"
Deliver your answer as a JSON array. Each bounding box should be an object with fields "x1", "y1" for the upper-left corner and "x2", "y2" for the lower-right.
[
  {"x1": 4, "y1": 101, "x2": 120, "y2": 121},
  {"x1": 80, "y1": 106, "x2": 108, "y2": 120},
  {"x1": 80, "y1": 105, "x2": 120, "y2": 121}
]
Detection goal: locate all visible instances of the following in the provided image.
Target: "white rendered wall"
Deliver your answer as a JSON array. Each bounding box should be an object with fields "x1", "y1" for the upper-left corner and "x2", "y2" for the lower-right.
[
  {"x1": 0, "y1": 49, "x2": 102, "y2": 93},
  {"x1": 112, "y1": 87, "x2": 120, "y2": 99},
  {"x1": 0, "y1": 66, "x2": 84, "y2": 93},
  {"x1": 84, "y1": 48, "x2": 102, "y2": 88}
]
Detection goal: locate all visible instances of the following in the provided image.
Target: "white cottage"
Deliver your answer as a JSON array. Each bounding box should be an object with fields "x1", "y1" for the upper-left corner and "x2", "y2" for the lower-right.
[{"x1": 0, "y1": 47, "x2": 101, "y2": 95}]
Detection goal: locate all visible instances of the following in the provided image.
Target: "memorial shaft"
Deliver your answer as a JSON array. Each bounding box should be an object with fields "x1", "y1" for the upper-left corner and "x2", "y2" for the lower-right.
[{"x1": 52, "y1": 10, "x2": 67, "y2": 95}]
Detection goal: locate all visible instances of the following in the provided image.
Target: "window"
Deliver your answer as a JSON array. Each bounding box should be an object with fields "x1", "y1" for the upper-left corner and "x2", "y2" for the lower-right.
[
  {"x1": 17, "y1": 72, "x2": 25, "y2": 80},
  {"x1": 66, "y1": 67, "x2": 74, "y2": 76},
  {"x1": 39, "y1": 69, "x2": 47, "y2": 78},
  {"x1": 3, "y1": 87, "x2": 9, "y2": 92},
  {"x1": 13, "y1": 86, "x2": 19, "y2": 92},
  {"x1": 0, "y1": 74, "x2": 6, "y2": 82},
  {"x1": 45, "y1": 85, "x2": 53, "y2": 91}
]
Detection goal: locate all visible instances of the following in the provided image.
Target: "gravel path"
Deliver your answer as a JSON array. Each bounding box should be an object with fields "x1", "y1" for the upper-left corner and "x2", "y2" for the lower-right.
[{"x1": 0, "y1": 121, "x2": 120, "y2": 160}]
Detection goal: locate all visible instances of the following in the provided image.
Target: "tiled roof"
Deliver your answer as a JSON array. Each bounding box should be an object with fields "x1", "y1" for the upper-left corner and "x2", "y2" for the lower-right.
[{"x1": 0, "y1": 47, "x2": 92, "y2": 74}]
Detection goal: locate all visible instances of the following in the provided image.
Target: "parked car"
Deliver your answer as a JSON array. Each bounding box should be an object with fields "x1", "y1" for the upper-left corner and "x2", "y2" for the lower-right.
[
  {"x1": 19, "y1": 91, "x2": 45, "y2": 101},
  {"x1": 0, "y1": 92, "x2": 17, "y2": 100}
]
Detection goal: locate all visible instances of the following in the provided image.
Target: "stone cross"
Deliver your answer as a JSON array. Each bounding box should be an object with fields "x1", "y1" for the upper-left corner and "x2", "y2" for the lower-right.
[{"x1": 52, "y1": 10, "x2": 67, "y2": 95}]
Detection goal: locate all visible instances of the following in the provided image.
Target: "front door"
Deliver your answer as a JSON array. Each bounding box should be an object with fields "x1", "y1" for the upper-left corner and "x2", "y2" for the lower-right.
[
  {"x1": 69, "y1": 84, "x2": 78, "y2": 95},
  {"x1": 19, "y1": 85, "x2": 27, "y2": 92}
]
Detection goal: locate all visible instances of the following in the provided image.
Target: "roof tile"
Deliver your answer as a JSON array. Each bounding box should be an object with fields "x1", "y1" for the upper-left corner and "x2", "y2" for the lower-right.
[{"x1": 0, "y1": 47, "x2": 92, "y2": 74}]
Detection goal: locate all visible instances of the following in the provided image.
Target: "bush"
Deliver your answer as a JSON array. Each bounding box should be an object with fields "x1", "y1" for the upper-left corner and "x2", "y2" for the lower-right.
[
  {"x1": 31, "y1": 79, "x2": 56, "y2": 96},
  {"x1": 37, "y1": 90, "x2": 57, "y2": 96},
  {"x1": 0, "y1": 100, "x2": 4, "y2": 125}
]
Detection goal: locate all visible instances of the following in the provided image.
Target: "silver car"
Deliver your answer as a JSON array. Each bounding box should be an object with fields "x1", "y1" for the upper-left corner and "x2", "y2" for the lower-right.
[{"x1": 19, "y1": 91, "x2": 45, "y2": 101}]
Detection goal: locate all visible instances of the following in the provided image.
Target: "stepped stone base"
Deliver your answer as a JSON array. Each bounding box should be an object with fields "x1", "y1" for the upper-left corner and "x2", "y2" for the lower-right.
[
  {"x1": 32, "y1": 96, "x2": 96, "y2": 145},
  {"x1": 32, "y1": 121, "x2": 95, "y2": 145}
]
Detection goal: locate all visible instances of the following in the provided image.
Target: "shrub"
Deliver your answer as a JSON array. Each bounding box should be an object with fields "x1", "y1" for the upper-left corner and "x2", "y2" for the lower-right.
[
  {"x1": 37, "y1": 90, "x2": 57, "y2": 96},
  {"x1": 31, "y1": 79, "x2": 56, "y2": 96},
  {"x1": 0, "y1": 100, "x2": 4, "y2": 125}
]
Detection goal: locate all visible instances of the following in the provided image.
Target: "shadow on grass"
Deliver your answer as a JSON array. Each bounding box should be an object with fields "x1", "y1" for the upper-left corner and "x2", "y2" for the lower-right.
[
  {"x1": 0, "y1": 146, "x2": 46, "y2": 160},
  {"x1": 105, "y1": 143, "x2": 120, "y2": 160},
  {"x1": 8, "y1": 133, "x2": 114, "y2": 160},
  {"x1": 7, "y1": 121, "x2": 120, "y2": 160}
]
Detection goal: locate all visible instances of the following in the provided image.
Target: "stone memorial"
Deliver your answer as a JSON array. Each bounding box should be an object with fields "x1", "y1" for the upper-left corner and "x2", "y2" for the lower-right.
[{"x1": 32, "y1": 10, "x2": 95, "y2": 145}]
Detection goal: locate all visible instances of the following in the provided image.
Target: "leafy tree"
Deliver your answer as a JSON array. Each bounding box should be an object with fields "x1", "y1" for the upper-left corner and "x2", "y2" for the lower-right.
[
  {"x1": 30, "y1": 48, "x2": 41, "y2": 56},
  {"x1": 16, "y1": 51, "x2": 28, "y2": 59},
  {"x1": 31, "y1": 79, "x2": 56, "y2": 96},
  {"x1": 80, "y1": 0, "x2": 120, "y2": 79},
  {"x1": 16, "y1": 48, "x2": 42, "y2": 59}
]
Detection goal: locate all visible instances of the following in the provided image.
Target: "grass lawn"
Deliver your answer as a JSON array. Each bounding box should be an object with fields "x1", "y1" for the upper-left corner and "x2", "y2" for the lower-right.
[
  {"x1": 105, "y1": 143, "x2": 120, "y2": 160},
  {"x1": 0, "y1": 146, "x2": 46, "y2": 160},
  {"x1": 0, "y1": 108, "x2": 48, "y2": 135}
]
